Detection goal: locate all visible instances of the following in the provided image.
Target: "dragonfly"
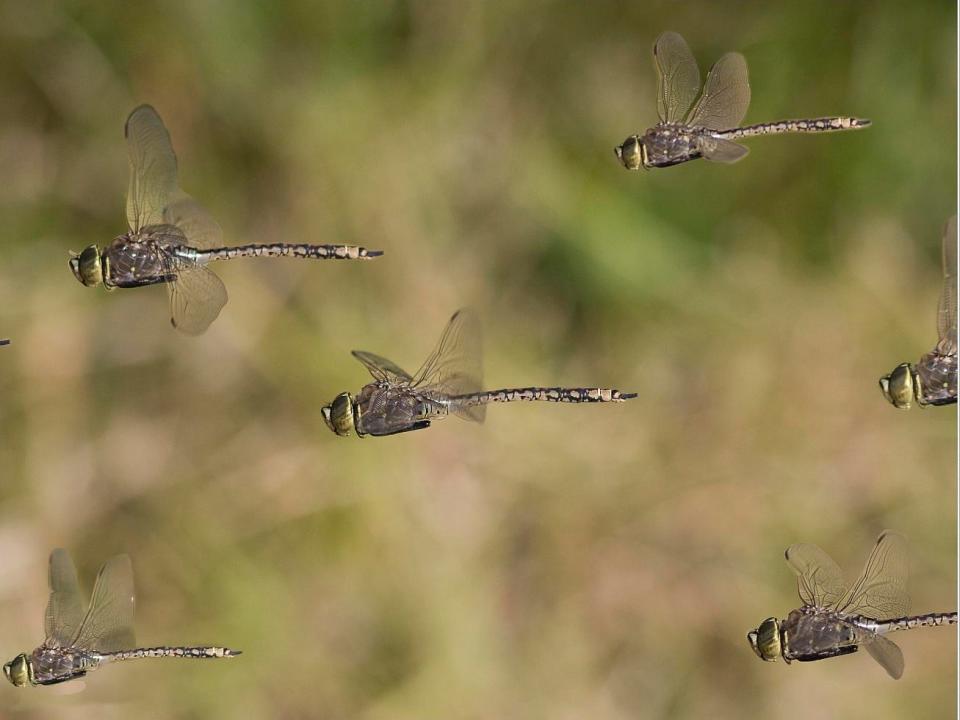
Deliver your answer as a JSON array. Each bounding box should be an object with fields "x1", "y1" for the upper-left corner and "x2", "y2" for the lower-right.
[
  {"x1": 322, "y1": 309, "x2": 637, "y2": 437},
  {"x1": 615, "y1": 31, "x2": 871, "y2": 170},
  {"x1": 3, "y1": 549, "x2": 240, "y2": 687},
  {"x1": 747, "y1": 530, "x2": 957, "y2": 679},
  {"x1": 880, "y1": 217, "x2": 958, "y2": 408},
  {"x1": 70, "y1": 105, "x2": 383, "y2": 335}
]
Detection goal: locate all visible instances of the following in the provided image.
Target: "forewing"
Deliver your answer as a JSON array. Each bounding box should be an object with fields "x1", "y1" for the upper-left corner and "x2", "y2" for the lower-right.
[
  {"x1": 44, "y1": 549, "x2": 86, "y2": 649},
  {"x1": 838, "y1": 531, "x2": 910, "y2": 620},
  {"x1": 863, "y1": 634, "x2": 905, "y2": 679},
  {"x1": 698, "y1": 136, "x2": 750, "y2": 164},
  {"x1": 653, "y1": 31, "x2": 701, "y2": 123},
  {"x1": 412, "y1": 309, "x2": 485, "y2": 423},
  {"x1": 167, "y1": 263, "x2": 228, "y2": 336},
  {"x1": 125, "y1": 105, "x2": 179, "y2": 233},
  {"x1": 936, "y1": 216, "x2": 957, "y2": 354},
  {"x1": 71, "y1": 555, "x2": 136, "y2": 653},
  {"x1": 163, "y1": 191, "x2": 224, "y2": 251},
  {"x1": 686, "y1": 52, "x2": 751, "y2": 130},
  {"x1": 351, "y1": 351, "x2": 414, "y2": 384},
  {"x1": 785, "y1": 543, "x2": 847, "y2": 609}
]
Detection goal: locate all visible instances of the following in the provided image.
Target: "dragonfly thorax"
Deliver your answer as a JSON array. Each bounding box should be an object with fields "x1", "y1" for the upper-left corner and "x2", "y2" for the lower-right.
[
  {"x1": 322, "y1": 392, "x2": 360, "y2": 437},
  {"x1": 747, "y1": 617, "x2": 782, "y2": 662},
  {"x1": 3, "y1": 653, "x2": 32, "y2": 687},
  {"x1": 69, "y1": 244, "x2": 105, "y2": 287},
  {"x1": 879, "y1": 363, "x2": 918, "y2": 409}
]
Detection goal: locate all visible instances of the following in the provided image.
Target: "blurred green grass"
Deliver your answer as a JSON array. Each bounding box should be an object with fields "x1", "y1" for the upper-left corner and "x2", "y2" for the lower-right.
[{"x1": 0, "y1": 1, "x2": 955, "y2": 718}]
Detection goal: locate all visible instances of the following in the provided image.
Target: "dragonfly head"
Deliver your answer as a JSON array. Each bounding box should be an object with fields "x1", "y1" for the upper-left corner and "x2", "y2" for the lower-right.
[
  {"x1": 69, "y1": 245, "x2": 104, "y2": 287},
  {"x1": 3, "y1": 654, "x2": 32, "y2": 687},
  {"x1": 322, "y1": 392, "x2": 357, "y2": 436},
  {"x1": 879, "y1": 363, "x2": 917, "y2": 409},
  {"x1": 747, "y1": 617, "x2": 782, "y2": 662},
  {"x1": 614, "y1": 136, "x2": 645, "y2": 170}
]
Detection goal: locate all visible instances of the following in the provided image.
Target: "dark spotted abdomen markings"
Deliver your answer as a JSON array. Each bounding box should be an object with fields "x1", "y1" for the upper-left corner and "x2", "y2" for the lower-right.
[
  {"x1": 204, "y1": 243, "x2": 383, "y2": 261},
  {"x1": 106, "y1": 646, "x2": 241, "y2": 662},
  {"x1": 722, "y1": 117, "x2": 871, "y2": 139},
  {"x1": 456, "y1": 387, "x2": 637, "y2": 406},
  {"x1": 877, "y1": 612, "x2": 959, "y2": 633}
]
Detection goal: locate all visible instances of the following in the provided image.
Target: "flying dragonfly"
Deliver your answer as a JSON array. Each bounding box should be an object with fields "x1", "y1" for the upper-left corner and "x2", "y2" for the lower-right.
[
  {"x1": 322, "y1": 309, "x2": 637, "y2": 437},
  {"x1": 70, "y1": 105, "x2": 383, "y2": 335},
  {"x1": 3, "y1": 549, "x2": 240, "y2": 687},
  {"x1": 880, "y1": 216, "x2": 958, "y2": 408},
  {"x1": 615, "y1": 32, "x2": 871, "y2": 170},
  {"x1": 747, "y1": 531, "x2": 956, "y2": 679}
]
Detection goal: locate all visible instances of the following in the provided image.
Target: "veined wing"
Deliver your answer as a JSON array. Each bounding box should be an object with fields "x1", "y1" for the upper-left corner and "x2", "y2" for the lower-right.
[
  {"x1": 863, "y1": 634, "x2": 905, "y2": 679},
  {"x1": 837, "y1": 530, "x2": 910, "y2": 620},
  {"x1": 125, "y1": 105, "x2": 179, "y2": 233},
  {"x1": 70, "y1": 555, "x2": 136, "y2": 654},
  {"x1": 936, "y1": 216, "x2": 957, "y2": 355},
  {"x1": 163, "y1": 191, "x2": 224, "y2": 251},
  {"x1": 43, "y1": 549, "x2": 86, "y2": 650},
  {"x1": 686, "y1": 52, "x2": 750, "y2": 130},
  {"x1": 167, "y1": 261, "x2": 228, "y2": 336},
  {"x1": 698, "y1": 136, "x2": 750, "y2": 164},
  {"x1": 653, "y1": 32, "x2": 701, "y2": 124},
  {"x1": 411, "y1": 309, "x2": 485, "y2": 422},
  {"x1": 785, "y1": 542, "x2": 847, "y2": 609},
  {"x1": 351, "y1": 351, "x2": 414, "y2": 385}
]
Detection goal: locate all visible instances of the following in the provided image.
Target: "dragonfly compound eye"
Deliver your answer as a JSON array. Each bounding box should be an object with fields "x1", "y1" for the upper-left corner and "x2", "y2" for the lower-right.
[
  {"x1": 71, "y1": 245, "x2": 104, "y2": 287},
  {"x1": 879, "y1": 363, "x2": 915, "y2": 409},
  {"x1": 615, "y1": 136, "x2": 644, "y2": 170},
  {"x1": 322, "y1": 393, "x2": 356, "y2": 436},
  {"x1": 3, "y1": 654, "x2": 31, "y2": 687},
  {"x1": 747, "y1": 618, "x2": 781, "y2": 661}
]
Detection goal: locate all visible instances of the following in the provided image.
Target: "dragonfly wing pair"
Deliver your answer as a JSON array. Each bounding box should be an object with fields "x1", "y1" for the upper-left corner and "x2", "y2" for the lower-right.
[
  {"x1": 653, "y1": 31, "x2": 751, "y2": 162},
  {"x1": 44, "y1": 549, "x2": 136, "y2": 654},
  {"x1": 786, "y1": 531, "x2": 910, "y2": 678},
  {"x1": 351, "y1": 309, "x2": 486, "y2": 435},
  {"x1": 125, "y1": 105, "x2": 227, "y2": 335}
]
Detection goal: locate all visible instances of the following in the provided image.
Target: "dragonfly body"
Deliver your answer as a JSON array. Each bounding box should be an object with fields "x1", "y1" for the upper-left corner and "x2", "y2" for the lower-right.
[
  {"x1": 322, "y1": 310, "x2": 636, "y2": 438},
  {"x1": 880, "y1": 217, "x2": 958, "y2": 408},
  {"x1": 615, "y1": 32, "x2": 870, "y2": 170},
  {"x1": 748, "y1": 531, "x2": 957, "y2": 679},
  {"x1": 3, "y1": 550, "x2": 240, "y2": 688},
  {"x1": 70, "y1": 105, "x2": 382, "y2": 334}
]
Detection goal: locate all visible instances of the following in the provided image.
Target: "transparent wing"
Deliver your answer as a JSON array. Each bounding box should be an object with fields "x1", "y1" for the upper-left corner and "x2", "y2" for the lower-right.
[
  {"x1": 167, "y1": 262, "x2": 228, "y2": 336},
  {"x1": 686, "y1": 52, "x2": 751, "y2": 130},
  {"x1": 863, "y1": 634, "x2": 905, "y2": 679},
  {"x1": 44, "y1": 549, "x2": 86, "y2": 649},
  {"x1": 70, "y1": 555, "x2": 136, "y2": 653},
  {"x1": 936, "y1": 216, "x2": 957, "y2": 354},
  {"x1": 125, "y1": 105, "x2": 179, "y2": 233},
  {"x1": 785, "y1": 543, "x2": 847, "y2": 609},
  {"x1": 351, "y1": 351, "x2": 414, "y2": 384},
  {"x1": 698, "y1": 135, "x2": 750, "y2": 164},
  {"x1": 837, "y1": 530, "x2": 910, "y2": 620},
  {"x1": 653, "y1": 31, "x2": 701, "y2": 124},
  {"x1": 163, "y1": 191, "x2": 224, "y2": 251},
  {"x1": 412, "y1": 309, "x2": 485, "y2": 422}
]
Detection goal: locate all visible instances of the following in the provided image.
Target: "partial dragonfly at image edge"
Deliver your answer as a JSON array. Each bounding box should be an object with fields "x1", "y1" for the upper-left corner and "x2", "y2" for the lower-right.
[
  {"x1": 879, "y1": 216, "x2": 958, "y2": 408},
  {"x1": 322, "y1": 309, "x2": 637, "y2": 438},
  {"x1": 3, "y1": 549, "x2": 240, "y2": 688},
  {"x1": 69, "y1": 104, "x2": 383, "y2": 335},
  {"x1": 614, "y1": 31, "x2": 871, "y2": 170}
]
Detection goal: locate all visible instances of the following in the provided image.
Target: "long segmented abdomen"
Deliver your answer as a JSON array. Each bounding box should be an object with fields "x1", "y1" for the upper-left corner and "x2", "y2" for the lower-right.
[
  {"x1": 197, "y1": 243, "x2": 383, "y2": 262},
  {"x1": 719, "y1": 117, "x2": 871, "y2": 140},
  {"x1": 452, "y1": 387, "x2": 637, "y2": 406}
]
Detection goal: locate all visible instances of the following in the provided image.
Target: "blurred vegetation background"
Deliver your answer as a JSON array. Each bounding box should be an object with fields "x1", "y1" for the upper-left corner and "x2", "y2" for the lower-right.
[{"x1": 0, "y1": 1, "x2": 955, "y2": 718}]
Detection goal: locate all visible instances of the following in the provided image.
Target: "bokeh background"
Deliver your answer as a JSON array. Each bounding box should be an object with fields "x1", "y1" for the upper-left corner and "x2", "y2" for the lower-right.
[{"x1": 0, "y1": 1, "x2": 956, "y2": 718}]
